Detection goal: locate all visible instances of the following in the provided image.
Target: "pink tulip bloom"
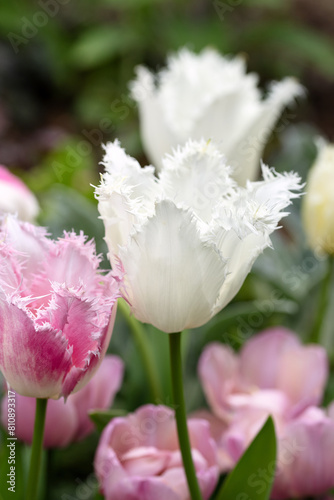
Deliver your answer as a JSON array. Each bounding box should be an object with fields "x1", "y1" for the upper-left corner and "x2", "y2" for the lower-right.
[
  {"x1": 0, "y1": 215, "x2": 121, "y2": 399},
  {"x1": 1, "y1": 355, "x2": 124, "y2": 447},
  {"x1": 94, "y1": 405, "x2": 219, "y2": 500},
  {"x1": 198, "y1": 327, "x2": 328, "y2": 422},
  {"x1": 197, "y1": 328, "x2": 333, "y2": 498},
  {"x1": 272, "y1": 406, "x2": 334, "y2": 498},
  {"x1": 0, "y1": 165, "x2": 39, "y2": 221}
]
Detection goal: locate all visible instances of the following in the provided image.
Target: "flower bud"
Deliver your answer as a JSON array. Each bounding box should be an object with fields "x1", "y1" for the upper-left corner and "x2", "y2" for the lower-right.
[{"x1": 302, "y1": 142, "x2": 334, "y2": 254}]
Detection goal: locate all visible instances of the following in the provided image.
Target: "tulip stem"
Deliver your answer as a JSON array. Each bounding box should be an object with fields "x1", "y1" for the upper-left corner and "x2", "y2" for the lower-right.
[
  {"x1": 118, "y1": 299, "x2": 162, "y2": 402},
  {"x1": 169, "y1": 331, "x2": 203, "y2": 500},
  {"x1": 310, "y1": 255, "x2": 334, "y2": 344},
  {"x1": 26, "y1": 398, "x2": 48, "y2": 500}
]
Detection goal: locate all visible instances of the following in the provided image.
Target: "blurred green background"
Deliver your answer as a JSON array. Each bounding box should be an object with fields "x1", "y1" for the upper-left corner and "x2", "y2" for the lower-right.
[{"x1": 1, "y1": 1, "x2": 334, "y2": 498}]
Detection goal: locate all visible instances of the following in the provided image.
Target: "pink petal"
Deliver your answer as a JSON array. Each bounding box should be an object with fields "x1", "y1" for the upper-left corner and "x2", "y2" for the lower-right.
[
  {"x1": 0, "y1": 167, "x2": 39, "y2": 221},
  {"x1": 275, "y1": 345, "x2": 328, "y2": 414},
  {"x1": 121, "y1": 446, "x2": 171, "y2": 476},
  {"x1": 189, "y1": 410, "x2": 232, "y2": 472},
  {"x1": 0, "y1": 300, "x2": 72, "y2": 398},
  {"x1": 239, "y1": 327, "x2": 300, "y2": 389},
  {"x1": 106, "y1": 477, "x2": 180, "y2": 500},
  {"x1": 239, "y1": 328, "x2": 328, "y2": 412},
  {"x1": 273, "y1": 407, "x2": 334, "y2": 498},
  {"x1": 162, "y1": 464, "x2": 218, "y2": 500},
  {"x1": 1, "y1": 393, "x2": 78, "y2": 448},
  {"x1": 198, "y1": 342, "x2": 239, "y2": 421},
  {"x1": 94, "y1": 405, "x2": 219, "y2": 500},
  {"x1": 70, "y1": 354, "x2": 124, "y2": 440},
  {"x1": 0, "y1": 215, "x2": 52, "y2": 296},
  {"x1": 187, "y1": 418, "x2": 218, "y2": 468},
  {"x1": 62, "y1": 303, "x2": 118, "y2": 397}
]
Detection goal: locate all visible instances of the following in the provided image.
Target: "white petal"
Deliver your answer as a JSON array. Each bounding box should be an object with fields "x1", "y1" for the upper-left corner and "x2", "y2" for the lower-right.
[
  {"x1": 210, "y1": 164, "x2": 302, "y2": 313},
  {"x1": 130, "y1": 67, "x2": 174, "y2": 172},
  {"x1": 159, "y1": 139, "x2": 236, "y2": 223},
  {"x1": 158, "y1": 48, "x2": 259, "y2": 139},
  {"x1": 119, "y1": 200, "x2": 227, "y2": 333},
  {"x1": 212, "y1": 229, "x2": 268, "y2": 314},
  {"x1": 96, "y1": 140, "x2": 160, "y2": 256},
  {"x1": 246, "y1": 164, "x2": 303, "y2": 228},
  {"x1": 228, "y1": 78, "x2": 304, "y2": 184}
]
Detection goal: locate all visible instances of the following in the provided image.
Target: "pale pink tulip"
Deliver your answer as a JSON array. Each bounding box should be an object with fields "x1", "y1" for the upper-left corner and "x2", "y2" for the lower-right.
[
  {"x1": 272, "y1": 406, "x2": 334, "y2": 498},
  {"x1": 198, "y1": 329, "x2": 332, "y2": 498},
  {"x1": 0, "y1": 215, "x2": 121, "y2": 399},
  {"x1": 0, "y1": 165, "x2": 39, "y2": 221},
  {"x1": 1, "y1": 355, "x2": 124, "y2": 447},
  {"x1": 199, "y1": 328, "x2": 328, "y2": 421},
  {"x1": 94, "y1": 405, "x2": 219, "y2": 500}
]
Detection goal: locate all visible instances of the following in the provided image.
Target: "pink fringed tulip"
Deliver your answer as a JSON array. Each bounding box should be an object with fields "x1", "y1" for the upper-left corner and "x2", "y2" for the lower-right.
[
  {"x1": 0, "y1": 165, "x2": 39, "y2": 221},
  {"x1": 94, "y1": 405, "x2": 219, "y2": 500},
  {"x1": 0, "y1": 215, "x2": 121, "y2": 399},
  {"x1": 199, "y1": 327, "x2": 328, "y2": 421},
  {"x1": 272, "y1": 406, "x2": 334, "y2": 499},
  {"x1": 1, "y1": 355, "x2": 124, "y2": 447}
]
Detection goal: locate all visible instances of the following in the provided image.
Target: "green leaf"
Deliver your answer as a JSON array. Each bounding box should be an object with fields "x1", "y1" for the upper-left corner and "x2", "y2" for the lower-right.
[
  {"x1": 99, "y1": 0, "x2": 164, "y2": 8},
  {"x1": 69, "y1": 26, "x2": 138, "y2": 69},
  {"x1": 89, "y1": 409, "x2": 128, "y2": 432},
  {"x1": 215, "y1": 416, "x2": 277, "y2": 500},
  {"x1": 204, "y1": 299, "x2": 298, "y2": 347},
  {"x1": 243, "y1": 21, "x2": 334, "y2": 78}
]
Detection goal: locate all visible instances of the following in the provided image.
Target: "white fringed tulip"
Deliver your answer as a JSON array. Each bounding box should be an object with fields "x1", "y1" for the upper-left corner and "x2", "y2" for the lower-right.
[
  {"x1": 130, "y1": 47, "x2": 304, "y2": 185},
  {"x1": 96, "y1": 139, "x2": 302, "y2": 333},
  {"x1": 302, "y1": 141, "x2": 334, "y2": 254}
]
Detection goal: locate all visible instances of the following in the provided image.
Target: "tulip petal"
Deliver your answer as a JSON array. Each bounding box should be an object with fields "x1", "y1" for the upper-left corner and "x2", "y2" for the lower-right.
[
  {"x1": 239, "y1": 328, "x2": 328, "y2": 412},
  {"x1": 106, "y1": 477, "x2": 179, "y2": 500},
  {"x1": 239, "y1": 328, "x2": 300, "y2": 388},
  {"x1": 0, "y1": 299, "x2": 72, "y2": 398},
  {"x1": 0, "y1": 215, "x2": 51, "y2": 293},
  {"x1": 0, "y1": 166, "x2": 39, "y2": 221},
  {"x1": 97, "y1": 140, "x2": 159, "y2": 256},
  {"x1": 227, "y1": 78, "x2": 304, "y2": 185},
  {"x1": 71, "y1": 354, "x2": 124, "y2": 440},
  {"x1": 121, "y1": 446, "x2": 171, "y2": 477},
  {"x1": 119, "y1": 200, "x2": 227, "y2": 333},
  {"x1": 157, "y1": 48, "x2": 258, "y2": 140},
  {"x1": 273, "y1": 408, "x2": 334, "y2": 499},
  {"x1": 159, "y1": 139, "x2": 235, "y2": 223},
  {"x1": 62, "y1": 303, "x2": 117, "y2": 397},
  {"x1": 1, "y1": 392, "x2": 78, "y2": 447},
  {"x1": 198, "y1": 343, "x2": 239, "y2": 421}
]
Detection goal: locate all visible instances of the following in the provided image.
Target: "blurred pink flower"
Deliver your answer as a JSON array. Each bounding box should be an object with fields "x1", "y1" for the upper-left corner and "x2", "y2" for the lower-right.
[
  {"x1": 0, "y1": 165, "x2": 39, "y2": 221},
  {"x1": 198, "y1": 327, "x2": 328, "y2": 422},
  {"x1": 94, "y1": 404, "x2": 219, "y2": 500},
  {"x1": 0, "y1": 215, "x2": 121, "y2": 399},
  {"x1": 272, "y1": 406, "x2": 334, "y2": 499},
  {"x1": 1, "y1": 355, "x2": 124, "y2": 448},
  {"x1": 197, "y1": 328, "x2": 333, "y2": 498}
]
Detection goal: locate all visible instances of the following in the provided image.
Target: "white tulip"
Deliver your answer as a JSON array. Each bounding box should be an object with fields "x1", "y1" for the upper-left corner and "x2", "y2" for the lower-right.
[
  {"x1": 130, "y1": 47, "x2": 304, "y2": 185},
  {"x1": 96, "y1": 139, "x2": 302, "y2": 333},
  {"x1": 302, "y1": 141, "x2": 334, "y2": 254}
]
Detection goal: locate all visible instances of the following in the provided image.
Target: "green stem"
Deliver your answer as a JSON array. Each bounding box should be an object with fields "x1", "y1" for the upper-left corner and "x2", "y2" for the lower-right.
[
  {"x1": 118, "y1": 299, "x2": 162, "y2": 402},
  {"x1": 310, "y1": 256, "x2": 334, "y2": 343},
  {"x1": 26, "y1": 398, "x2": 48, "y2": 500},
  {"x1": 169, "y1": 332, "x2": 203, "y2": 500}
]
